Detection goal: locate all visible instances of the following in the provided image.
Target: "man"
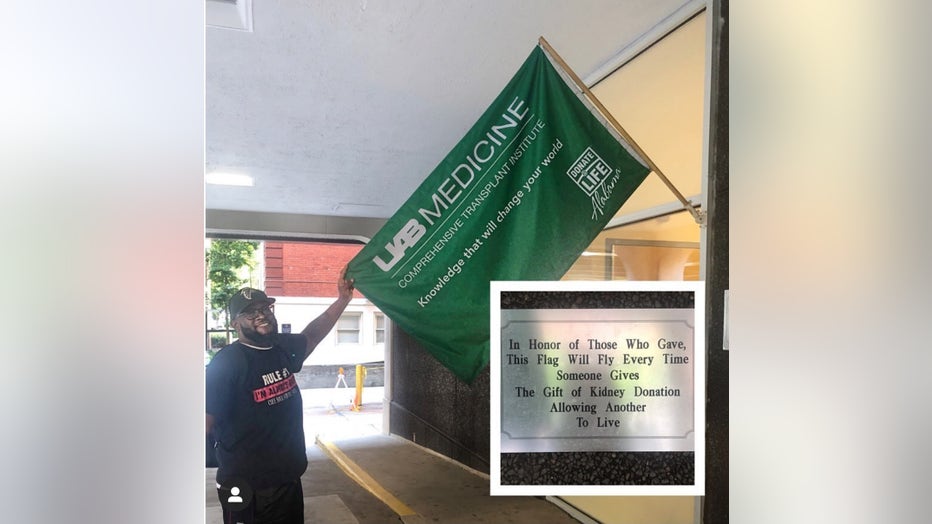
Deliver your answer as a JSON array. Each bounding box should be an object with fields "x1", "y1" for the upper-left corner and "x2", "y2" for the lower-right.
[{"x1": 206, "y1": 270, "x2": 354, "y2": 523}]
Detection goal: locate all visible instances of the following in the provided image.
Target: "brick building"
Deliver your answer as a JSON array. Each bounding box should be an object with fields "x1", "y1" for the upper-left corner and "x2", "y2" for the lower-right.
[
  {"x1": 263, "y1": 241, "x2": 363, "y2": 298},
  {"x1": 261, "y1": 241, "x2": 385, "y2": 368}
]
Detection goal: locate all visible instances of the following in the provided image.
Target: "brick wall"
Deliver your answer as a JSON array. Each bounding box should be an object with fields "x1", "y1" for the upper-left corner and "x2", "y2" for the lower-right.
[{"x1": 264, "y1": 242, "x2": 363, "y2": 298}]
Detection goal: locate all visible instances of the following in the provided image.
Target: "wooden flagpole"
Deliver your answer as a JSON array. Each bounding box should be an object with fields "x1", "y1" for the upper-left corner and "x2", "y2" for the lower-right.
[{"x1": 538, "y1": 36, "x2": 704, "y2": 225}]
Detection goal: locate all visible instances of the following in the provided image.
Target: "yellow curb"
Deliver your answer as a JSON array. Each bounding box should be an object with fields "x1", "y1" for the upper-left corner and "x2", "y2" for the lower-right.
[{"x1": 316, "y1": 436, "x2": 419, "y2": 518}]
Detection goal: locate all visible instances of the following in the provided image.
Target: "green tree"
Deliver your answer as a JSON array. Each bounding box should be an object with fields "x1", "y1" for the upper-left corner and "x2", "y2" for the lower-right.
[{"x1": 206, "y1": 239, "x2": 259, "y2": 327}]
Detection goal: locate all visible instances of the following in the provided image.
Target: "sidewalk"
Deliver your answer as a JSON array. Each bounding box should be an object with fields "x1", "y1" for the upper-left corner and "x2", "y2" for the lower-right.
[{"x1": 301, "y1": 386, "x2": 386, "y2": 443}]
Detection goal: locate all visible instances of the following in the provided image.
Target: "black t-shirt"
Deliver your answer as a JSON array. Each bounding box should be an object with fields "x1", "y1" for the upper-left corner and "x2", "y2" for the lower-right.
[{"x1": 206, "y1": 334, "x2": 308, "y2": 489}]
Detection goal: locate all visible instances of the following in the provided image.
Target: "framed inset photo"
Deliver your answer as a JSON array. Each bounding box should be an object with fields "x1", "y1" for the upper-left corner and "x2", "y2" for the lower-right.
[{"x1": 490, "y1": 280, "x2": 705, "y2": 496}]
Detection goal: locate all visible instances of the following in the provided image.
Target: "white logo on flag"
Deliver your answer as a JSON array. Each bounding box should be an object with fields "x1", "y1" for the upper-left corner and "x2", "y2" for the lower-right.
[{"x1": 567, "y1": 147, "x2": 620, "y2": 220}]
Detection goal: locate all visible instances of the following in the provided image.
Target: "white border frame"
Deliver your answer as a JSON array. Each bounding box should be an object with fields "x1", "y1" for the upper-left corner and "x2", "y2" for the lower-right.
[{"x1": 489, "y1": 280, "x2": 705, "y2": 496}]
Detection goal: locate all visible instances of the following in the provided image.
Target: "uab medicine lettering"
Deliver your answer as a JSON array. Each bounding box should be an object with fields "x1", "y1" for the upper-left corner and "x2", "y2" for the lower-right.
[{"x1": 372, "y1": 97, "x2": 529, "y2": 272}]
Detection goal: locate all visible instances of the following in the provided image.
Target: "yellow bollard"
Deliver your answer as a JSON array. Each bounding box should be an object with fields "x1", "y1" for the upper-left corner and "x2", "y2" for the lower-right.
[{"x1": 352, "y1": 364, "x2": 366, "y2": 411}]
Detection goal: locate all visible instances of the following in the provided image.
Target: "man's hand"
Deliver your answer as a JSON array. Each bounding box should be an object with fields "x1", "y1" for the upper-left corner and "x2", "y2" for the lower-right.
[{"x1": 338, "y1": 266, "x2": 355, "y2": 301}]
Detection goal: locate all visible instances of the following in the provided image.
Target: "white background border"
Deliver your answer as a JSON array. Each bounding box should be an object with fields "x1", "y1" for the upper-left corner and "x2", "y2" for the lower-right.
[{"x1": 490, "y1": 280, "x2": 705, "y2": 496}]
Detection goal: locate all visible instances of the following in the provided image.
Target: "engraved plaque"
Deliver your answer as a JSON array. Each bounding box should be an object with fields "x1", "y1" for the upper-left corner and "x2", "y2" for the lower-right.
[{"x1": 500, "y1": 308, "x2": 695, "y2": 452}]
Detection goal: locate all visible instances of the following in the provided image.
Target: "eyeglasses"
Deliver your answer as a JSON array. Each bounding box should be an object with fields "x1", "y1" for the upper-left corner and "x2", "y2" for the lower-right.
[{"x1": 238, "y1": 304, "x2": 274, "y2": 320}]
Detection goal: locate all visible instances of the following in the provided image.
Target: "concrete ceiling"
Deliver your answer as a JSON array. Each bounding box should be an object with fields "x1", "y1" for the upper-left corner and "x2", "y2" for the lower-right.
[{"x1": 206, "y1": 0, "x2": 697, "y2": 220}]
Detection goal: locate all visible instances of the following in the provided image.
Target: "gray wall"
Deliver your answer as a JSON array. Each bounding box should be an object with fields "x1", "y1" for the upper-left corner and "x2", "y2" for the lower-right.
[
  {"x1": 703, "y1": 0, "x2": 729, "y2": 521},
  {"x1": 388, "y1": 328, "x2": 491, "y2": 474},
  {"x1": 294, "y1": 363, "x2": 384, "y2": 390}
]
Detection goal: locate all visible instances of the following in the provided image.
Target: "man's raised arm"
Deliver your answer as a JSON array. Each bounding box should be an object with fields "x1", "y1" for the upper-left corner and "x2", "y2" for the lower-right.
[{"x1": 299, "y1": 266, "x2": 355, "y2": 361}]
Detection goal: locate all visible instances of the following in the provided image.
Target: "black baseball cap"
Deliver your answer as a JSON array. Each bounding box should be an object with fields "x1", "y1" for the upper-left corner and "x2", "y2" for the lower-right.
[{"x1": 228, "y1": 288, "x2": 276, "y2": 319}]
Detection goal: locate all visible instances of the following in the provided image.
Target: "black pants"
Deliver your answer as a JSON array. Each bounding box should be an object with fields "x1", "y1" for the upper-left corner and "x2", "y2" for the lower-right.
[{"x1": 218, "y1": 480, "x2": 304, "y2": 524}]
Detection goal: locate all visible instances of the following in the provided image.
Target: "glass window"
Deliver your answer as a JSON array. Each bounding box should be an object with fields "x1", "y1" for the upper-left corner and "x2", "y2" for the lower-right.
[
  {"x1": 563, "y1": 209, "x2": 701, "y2": 281},
  {"x1": 337, "y1": 313, "x2": 361, "y2": 344},
  {"x1": 375, "y1": 313, "x2": 385, "y2": 344}
]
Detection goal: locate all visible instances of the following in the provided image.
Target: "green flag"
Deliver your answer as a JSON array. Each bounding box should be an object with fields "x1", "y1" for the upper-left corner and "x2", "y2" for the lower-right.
[{"x1": 346, "y1": 45, "x2": 650, "y2": 383}]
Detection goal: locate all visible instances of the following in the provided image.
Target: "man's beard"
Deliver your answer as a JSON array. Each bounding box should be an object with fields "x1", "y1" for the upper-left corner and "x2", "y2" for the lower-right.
[{"x1": 240, "y1": 321, "x2": 278, "y2": 346}]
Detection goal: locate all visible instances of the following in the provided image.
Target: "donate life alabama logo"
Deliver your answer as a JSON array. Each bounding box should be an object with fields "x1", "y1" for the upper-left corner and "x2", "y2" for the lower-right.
[{"x1": 567, "y1": 146, "x2": 620, "y2": 220}]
